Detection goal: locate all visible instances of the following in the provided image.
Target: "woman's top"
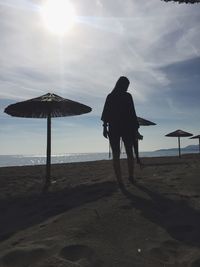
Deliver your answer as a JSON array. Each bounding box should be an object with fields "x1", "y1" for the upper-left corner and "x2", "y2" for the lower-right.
[{"x1": 101, "y1": 91, "x2": 139, "y2": 133}]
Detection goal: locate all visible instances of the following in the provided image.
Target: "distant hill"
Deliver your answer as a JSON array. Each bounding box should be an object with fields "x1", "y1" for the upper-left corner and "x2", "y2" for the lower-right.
[
  {"x1": 155, "y1": 144, "x2": 199, "y2": 152},
  {"x1": 183, "y1": 145, "x2": 199, "y2": 151}
]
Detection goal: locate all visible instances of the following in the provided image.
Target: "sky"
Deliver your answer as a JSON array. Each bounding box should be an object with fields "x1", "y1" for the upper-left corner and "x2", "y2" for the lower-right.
[{"x1": 0, "y1": 0, "x2": 200, "y2": 155}]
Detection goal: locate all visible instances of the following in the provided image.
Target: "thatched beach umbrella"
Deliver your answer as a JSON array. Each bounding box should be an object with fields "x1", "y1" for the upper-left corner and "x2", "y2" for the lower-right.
[
  {"x1": 165, "y1": 129, "x2": 193, "y2": 158},
  {"x1": 190, "y1": 135, "x2": 200, "y2": 154},
  {"x1": 162, "y1": 0, "x2": 200, "y2": 3},
  {"x1": 137, "y1": 117, "x2": 156, "y2": 126},
  {"x1": 4, "y1": 93, "x2": 92, "y2": 189}
]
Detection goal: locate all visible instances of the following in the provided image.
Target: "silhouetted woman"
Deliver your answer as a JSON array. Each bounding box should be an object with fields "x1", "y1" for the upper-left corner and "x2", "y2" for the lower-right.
[{"x1": 101, "y1": 76, "x2": 141, "y2": 185}]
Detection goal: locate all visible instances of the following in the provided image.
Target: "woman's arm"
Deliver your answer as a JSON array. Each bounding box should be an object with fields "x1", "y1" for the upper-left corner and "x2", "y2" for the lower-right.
[{"x1": 101, "y1": 96, "x2": 110, "y2": 139}]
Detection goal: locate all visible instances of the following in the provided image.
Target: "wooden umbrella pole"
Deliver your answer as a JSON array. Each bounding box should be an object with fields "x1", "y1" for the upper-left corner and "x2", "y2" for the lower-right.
[
  {"x1": 46, "y1": 113, "x2": 51, "y2": 188},
  {"x1": 199, "y1": 138, "x2": 200, "y2": 154},
  {"x1": 178, "y1": 136, "x2": 181, "y2": 158},
  {"x1": 109, "y1": 142, "x2": 111, "y2": 159}
]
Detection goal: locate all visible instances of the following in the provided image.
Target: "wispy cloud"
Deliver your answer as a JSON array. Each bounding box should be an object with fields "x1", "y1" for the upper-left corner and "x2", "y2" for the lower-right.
[{"x1": 0, "y1": 0, "x2": 200, "y2": 153}]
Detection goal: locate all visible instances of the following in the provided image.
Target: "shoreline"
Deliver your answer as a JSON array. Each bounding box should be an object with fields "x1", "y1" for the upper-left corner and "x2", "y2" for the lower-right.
[{"x1": 0, "y1": 152, "x2": 199, "y2": 169}]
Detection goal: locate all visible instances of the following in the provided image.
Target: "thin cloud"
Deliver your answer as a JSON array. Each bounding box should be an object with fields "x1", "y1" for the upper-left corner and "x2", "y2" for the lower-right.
[{"x1": 0, "y1": 0, "x2": 200, "y2": 153}]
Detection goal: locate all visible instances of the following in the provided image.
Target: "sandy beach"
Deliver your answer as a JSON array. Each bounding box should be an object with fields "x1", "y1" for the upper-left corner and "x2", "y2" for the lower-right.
[{"x1": 0, "y1": 154, "x2": 200, "y2": 267}]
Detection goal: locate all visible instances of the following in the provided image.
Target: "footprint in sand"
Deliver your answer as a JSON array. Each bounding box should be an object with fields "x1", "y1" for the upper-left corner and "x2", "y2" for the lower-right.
[
  {"x1": 0, "y1": 245, "x2": 47, "y2": 267},
  {"x1": 149, "y1": 239, "x2": 181, "y2": 263},
  {"x1": 120, "y1": 204, "x2": 133, "y2": 210},
  {"x1": 36, "y1": 256, "x2": 76, "y2": 267},
  {"x1": 169, "y1": 184, "x2": 176, "y2": 188},
  {"x1": 168, "y1": 224, "x2": 194, "y2": 239},
  {"x1": 191, "y1": 195, "x2": 200, "y2": 198},
  {"x1": 11, "y1": 238, "x2": 25, "y2": 246},
  {"x1": 191, "y1": 258, "x2": 200, "y2": 267},
  {"x1": 59, "y1": 244, "x2": 103, "y2": 267},
  {"x1": 172, "y1": 177, "x2": 180, "y2": 180},
  {"x1": 161, "y1": 240, "x2": 180, "y2": 251},
  {"x1": 39, "y1": 224, "x2": 47, "y2": 228},
  {"x1": 149, "y1": 247, "x2": 170, "y2": 262}
]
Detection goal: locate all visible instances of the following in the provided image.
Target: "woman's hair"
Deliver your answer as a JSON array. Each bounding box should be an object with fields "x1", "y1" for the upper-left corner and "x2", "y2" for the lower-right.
[{"x1": 111, "y1": 76, "x2": 130, "y2": 94}]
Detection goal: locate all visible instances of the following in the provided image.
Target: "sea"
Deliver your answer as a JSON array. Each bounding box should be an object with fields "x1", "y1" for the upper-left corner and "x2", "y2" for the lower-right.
[{"x1": 0, "y1": 150, "x2": 198, "y2": 167}]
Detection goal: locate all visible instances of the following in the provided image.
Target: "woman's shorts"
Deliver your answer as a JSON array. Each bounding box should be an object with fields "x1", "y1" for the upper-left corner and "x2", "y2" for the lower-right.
[{"x1": 108, "y1": 125, "x2": 136, "y2": 154}]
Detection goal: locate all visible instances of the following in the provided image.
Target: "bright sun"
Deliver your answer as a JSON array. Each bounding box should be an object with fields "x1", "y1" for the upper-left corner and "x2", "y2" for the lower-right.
[{"x1": 41, "y1": 0, "x2": 76, "y2": 35}]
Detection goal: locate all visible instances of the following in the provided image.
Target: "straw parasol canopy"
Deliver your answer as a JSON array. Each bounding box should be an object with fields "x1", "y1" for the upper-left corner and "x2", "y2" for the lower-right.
[
  {"x1": 4, "y1": 93, "x2": 92, "y2": 190},
  {"x1": 190, "y1": 135, "x2": 200, "y2": 154},
  {"x1": 165, "y1": 129, "x2": 193, "y2": 158},
  {"x1": 162, "y1": 0, "x2": 200, "y2": 3},
  {"x1": 118, "y1": 117, "x2": 156, "y2": 159},
  {"x1": 137, "y1": 117, "x2": 156, "y2": 126}
]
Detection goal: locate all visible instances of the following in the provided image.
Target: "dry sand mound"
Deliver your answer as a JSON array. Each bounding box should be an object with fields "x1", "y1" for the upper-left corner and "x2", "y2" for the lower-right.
[{"x1": 0, "y1": 245, "x2": 47, "y2": 267}]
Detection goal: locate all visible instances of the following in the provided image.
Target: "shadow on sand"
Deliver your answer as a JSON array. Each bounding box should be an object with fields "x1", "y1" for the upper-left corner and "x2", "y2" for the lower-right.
[
  {"x1": 119, "y1": 182, "x2": 200, "y2": 247},
  {"x1": 142, "y1": 161, "x2": 188, "y2": 167},
  {"x1": 0, "y1": 181, "x2": 117, "y2": 243}
]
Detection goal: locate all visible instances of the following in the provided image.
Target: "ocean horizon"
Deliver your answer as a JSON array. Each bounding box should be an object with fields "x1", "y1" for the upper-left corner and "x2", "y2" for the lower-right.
[{"x1": 0, "y1": 149, "x2": 199, "y2": 167}]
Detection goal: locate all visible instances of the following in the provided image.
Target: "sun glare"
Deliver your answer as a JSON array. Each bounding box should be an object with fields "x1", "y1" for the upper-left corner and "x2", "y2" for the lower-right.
[{"x1": 41, "y1": 0, "x2": 76, "y2": 35}]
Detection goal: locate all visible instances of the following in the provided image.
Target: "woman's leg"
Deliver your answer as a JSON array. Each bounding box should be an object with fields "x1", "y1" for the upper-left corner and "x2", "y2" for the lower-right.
[
  {"x1": 113, "y1": 151, "x2": 122, "y2": 184},
  {"x1": 133, "y1": 137, "x2": 143, "y2": 168},
  {"x1": 124, "y1": 140, "x2": 135, "y2": 183},
  {"x1": 133, "y1": 138, "x2": 140, "y2": 163},
  {"x1": 109, "y1": 135, "x2": 122, "y2": 185}
]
